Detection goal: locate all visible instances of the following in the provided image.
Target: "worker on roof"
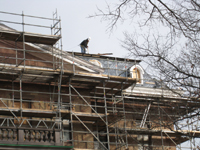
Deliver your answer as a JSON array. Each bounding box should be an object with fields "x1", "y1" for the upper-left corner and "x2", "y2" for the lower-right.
[{"x1": 80, "y1": 37, "x2": 91, "y2": 54}]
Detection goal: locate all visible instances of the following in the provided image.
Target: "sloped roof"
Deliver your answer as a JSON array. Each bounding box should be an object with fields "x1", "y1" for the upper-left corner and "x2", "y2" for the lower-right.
[
  {"x1": 67, "y1": 51, "x2": 141, "y2": 63},
  {"x1": 31, "y1": 43, "x2": 104, "y2": 73},
  {"x1": 0, "y1": 23, "x2": 104, "y2": 73}
]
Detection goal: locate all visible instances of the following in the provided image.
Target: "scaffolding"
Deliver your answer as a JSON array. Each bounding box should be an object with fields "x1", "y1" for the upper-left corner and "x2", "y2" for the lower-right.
[{"x1": 0, "y1": 11, "x2": 200, "y2": 150}]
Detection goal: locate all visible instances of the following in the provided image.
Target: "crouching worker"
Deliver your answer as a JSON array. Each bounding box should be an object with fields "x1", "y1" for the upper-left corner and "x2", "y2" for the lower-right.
[{"x1": 80, "y1": 37, "x2": 91, "y2": 54}]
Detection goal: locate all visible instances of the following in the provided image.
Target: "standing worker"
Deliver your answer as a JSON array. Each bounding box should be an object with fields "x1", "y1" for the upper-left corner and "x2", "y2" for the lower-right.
[{"x1": 80, "y1": 37, "x2": 91, "y2": 54}]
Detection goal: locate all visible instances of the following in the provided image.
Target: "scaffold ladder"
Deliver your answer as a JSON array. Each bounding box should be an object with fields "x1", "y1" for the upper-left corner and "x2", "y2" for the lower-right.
[{"x1": 140, "y1": 103, "x2": 151, "y2": 128}]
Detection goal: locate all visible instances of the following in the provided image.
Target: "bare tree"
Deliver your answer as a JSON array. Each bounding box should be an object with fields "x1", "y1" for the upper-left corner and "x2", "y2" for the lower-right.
[
  {"x1": 90, "y1": 1, "x2": 200, "y2": 149},
  {"x1": 91, "y1": 0, "x2": 200, "y2": 98}
]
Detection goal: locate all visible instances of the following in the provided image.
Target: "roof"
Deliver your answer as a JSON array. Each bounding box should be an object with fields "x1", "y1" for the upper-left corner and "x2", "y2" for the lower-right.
[
  {"x1": 67, "y1": 51, "x2": 141, "y2": 63},
  {"x1": 0, "y1": 23, "x2": 104, "y2": 74},
  {"x1": 29, "y1": 43, "x2": 104, "y2": 73},
  {"x1": 0, "y1": 23, "x2": 138, "y2": 91}
]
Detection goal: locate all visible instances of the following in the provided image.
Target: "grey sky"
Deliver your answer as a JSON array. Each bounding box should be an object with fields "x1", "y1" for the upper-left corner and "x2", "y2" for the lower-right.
[{"x1": 0, "y1": 0, "x2": 130, "y2": 58}]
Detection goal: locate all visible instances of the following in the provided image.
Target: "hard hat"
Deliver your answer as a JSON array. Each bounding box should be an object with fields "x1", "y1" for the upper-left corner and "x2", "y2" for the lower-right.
[{"x1": 88, "y1": 37, "x2": 91, "y2": 41}]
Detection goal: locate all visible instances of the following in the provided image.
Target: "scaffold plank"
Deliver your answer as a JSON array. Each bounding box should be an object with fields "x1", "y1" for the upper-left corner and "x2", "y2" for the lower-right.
[{"x1": 0, "y1": 29, "x2": 61, "y2": 45}]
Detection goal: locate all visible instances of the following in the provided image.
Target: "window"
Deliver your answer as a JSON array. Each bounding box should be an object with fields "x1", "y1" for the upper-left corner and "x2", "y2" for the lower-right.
[
  {"x1": 89, "y1": 59, "x2": 103, "y2": 68},
  {"x1": 130, "y1": 65, "x2": 144, "y2": 84}
]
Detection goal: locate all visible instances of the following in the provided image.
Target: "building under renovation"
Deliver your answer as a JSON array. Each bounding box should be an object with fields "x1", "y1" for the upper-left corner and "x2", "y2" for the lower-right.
[{"x1": 0, "y1": 11, "x2": 199, "y2": 150}]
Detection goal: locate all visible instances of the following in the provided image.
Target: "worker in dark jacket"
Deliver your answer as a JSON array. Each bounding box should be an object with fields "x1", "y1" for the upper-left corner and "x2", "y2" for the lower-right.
[{"x1": 80, "y1": 37, "x2": 91, "y2": 54}]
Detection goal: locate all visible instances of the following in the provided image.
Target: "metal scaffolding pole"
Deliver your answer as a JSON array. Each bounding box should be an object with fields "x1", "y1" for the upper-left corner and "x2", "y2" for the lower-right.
[
  {"x1": 96, "y1": 120, "x2": 100, "y2": 149},
  {"x1": 57, "y1": 73, "x2": 62, "y2": 130},
  {"x1": 72, "y1": 112, "x2": 108, "y2": 150},
  {"x1": 69, "y1": 78, "x2": 74, "y2": 147},
  {"x1": 70, "y1": 84, "x2": 107, "y2": 125},
  {"x1": 121, "y1": 82, "x2": 128, "y2": 149},
  {"x1": 0, "y1": 9, "x2": 66, "y2": 147},
  {"x1": 158, "y1": 101, "x2": 164, "y2": 150},
  {"x1": 12, "y1": 80, "x2": 14, "y2": 107},
  {"x1": 186, "y1": 103, "x2": 194, "y2": 150},
  {"x1": 22, "y1": 11, "x2": 26, "y2": 68},
  {"x1": 113, "y1": 96, "x2": 118, "y2": 149},
  {"x1": 103, "y1": 81, "x2": 110, "y2": 150},
  {"x1": 20, "y1": 73, "x2": 22, "y2": 119},
  {"x1": 15, "y1": 42, "x2": 18, "y2": 66}
]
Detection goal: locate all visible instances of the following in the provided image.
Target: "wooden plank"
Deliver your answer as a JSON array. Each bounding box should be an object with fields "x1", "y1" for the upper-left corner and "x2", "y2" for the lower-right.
[{"x1": 0, "y1": 30, "x2": 61, "y2": 45}]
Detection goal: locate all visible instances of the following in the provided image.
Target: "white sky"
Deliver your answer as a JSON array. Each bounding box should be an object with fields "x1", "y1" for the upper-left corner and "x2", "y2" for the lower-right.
[{"x1": 0, "y1": 0, "x2": 131, "y2": 58}]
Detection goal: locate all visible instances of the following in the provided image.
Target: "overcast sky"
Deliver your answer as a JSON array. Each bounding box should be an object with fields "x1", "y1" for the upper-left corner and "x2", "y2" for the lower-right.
[{"x1": 0, "y1": 0, "x2": 132, "y2": 58}]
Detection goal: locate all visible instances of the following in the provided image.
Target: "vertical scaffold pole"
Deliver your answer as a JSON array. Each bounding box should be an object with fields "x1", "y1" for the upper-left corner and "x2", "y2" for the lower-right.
[
  {"x1": 15, "y1": 42, "x2": 18, "y2": 66},
  {"x1": 186, "y1": 103, "x2": 193, "y2": 149},
  {"x1": 22, "y1": 11, "x2": 25, "y2": 68},
  {"x1": 96, "y1": 120, "x2": 99, "y2": 149},
  {"x1": 72, "y1": 51, "x2": 75, "y2": 73},
  {"x1": 57, "y1": 73, "x2": 63, "y2": 144},
  {"x1": 12, "y1": 80, "x2": 14, "y2": 107},
  {"x1": 52, "y1": 11, "x2": 55, "y2": 70},
  {"x1": 125, "y1": 58, "x2": 127, "y2": 78},
  {"x1": 158, "y1": 101, "x2": 164, "y2": 150},
  {"x1": 51, "y1": 42, "x2": 55, "y2": 70},
  {"x1": 20, "y1": 73, "x2": 22, "y2": 119},
  {"x1": 103, "y1": 81, "x2": 110, "y2": 149},
  {"x1": 115, "y1": 57, "x2": 117, "y2": 76},
  {"x1": 113, "y1": 96, "x2": 118, "y2": 149},
  {"x1": 107, "y1": 58, "x2": 110, "y2": 76},
  {"x1": 94, "y1": 88, "x2": 97, "y2": 112},
  {"x1": 122, "y1": 82, "x2": 128, "y2": 149},
  {"x1": 69, "y1": 79, "x2": 74, "y2": 146},
  {"x1": 57, "y1": 74, "x2": 62, "y2": 129},
  {"x1": 49, "y1": 83, "x2": 52, "y2": 110},
  {"x1": 59, "y1": 16, "x2": 63, "y2": 73}
]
